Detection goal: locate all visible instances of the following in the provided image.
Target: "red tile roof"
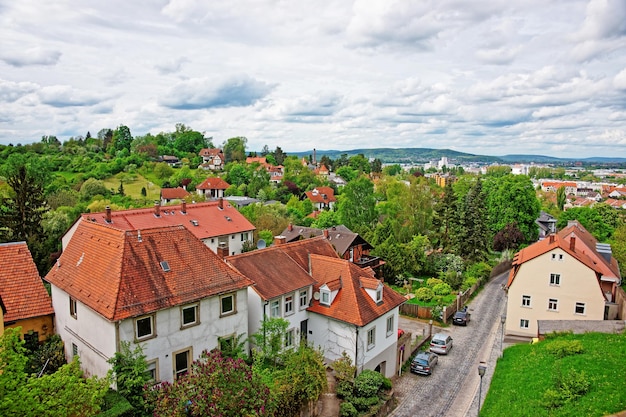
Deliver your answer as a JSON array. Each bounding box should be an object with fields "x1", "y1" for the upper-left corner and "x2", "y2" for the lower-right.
[
  {"x1": 160, "y1": 187, "x2": 190, "y2": 200},
  {"x1": 80, "y1": 199, "x2": 254, "y2": 240},
  {"x1": 0, "y1": 242, "x2": 54, "y2": 323},
  {"x1": 199, "y1": 148, "x2": 223, "y2": 157},
  {"x1": 305, "y1": 187, "x2": 336, "y2": 204},
  {"x1": 308, "y1": 255, "x2": 405, "y2": 326},
  {"x1": 196, "y1": 177, "x2": 230, "y2": 190},
  {"x1": 507, "y1": 221, "x2": 621, "y2": 288},
  {"x1": 225, "y1": 236, "x2": 338, "y2": 300},
  {"x1": 46, "y1": 222, "x2": 253, "y2": 321}
]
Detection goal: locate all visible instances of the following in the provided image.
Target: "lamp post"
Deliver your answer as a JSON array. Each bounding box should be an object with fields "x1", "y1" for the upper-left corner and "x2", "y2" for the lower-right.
[
  {"x1": 500, "y1": 315, "x2": 506, "y2": 357},
  {"x1": 478, "y1": 363, "x2": 487, "y2": 416}
]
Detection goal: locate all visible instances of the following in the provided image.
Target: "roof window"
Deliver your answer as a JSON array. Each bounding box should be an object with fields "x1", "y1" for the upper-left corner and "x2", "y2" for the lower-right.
[{"x1": 160, "y1": 261, "x2": 170, "y2": 272}]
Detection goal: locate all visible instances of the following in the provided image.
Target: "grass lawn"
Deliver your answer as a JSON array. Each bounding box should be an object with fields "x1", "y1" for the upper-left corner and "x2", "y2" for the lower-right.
[
  {"x1": 103, "y1": 173, "x2": 161, "y2": 202},
  {"x1": 482, "y1": 332, "x2": 626, "y2": 417}
]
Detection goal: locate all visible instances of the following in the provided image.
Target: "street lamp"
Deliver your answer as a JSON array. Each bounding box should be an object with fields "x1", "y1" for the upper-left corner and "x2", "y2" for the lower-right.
[
  {"x1": 478, "y1": 363, "x2": 487, "y2": 416},
  {"x1": 500, "y1": 315, "x2": 506, "y2": 357}
]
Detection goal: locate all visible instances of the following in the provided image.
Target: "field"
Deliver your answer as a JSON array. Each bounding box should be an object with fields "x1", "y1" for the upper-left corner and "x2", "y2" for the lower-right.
[
  {"x1": 102, "y1": 173, "x2": 162, "y2": 202},
  {"x1": 482, "y1": 332, "x2": 626, "y2": 416}
]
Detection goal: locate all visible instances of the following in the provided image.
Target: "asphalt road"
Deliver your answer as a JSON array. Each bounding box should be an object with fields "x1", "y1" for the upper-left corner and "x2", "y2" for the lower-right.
[{"x1": 390, "y1": 271, "x2": 509, "y2": 417}]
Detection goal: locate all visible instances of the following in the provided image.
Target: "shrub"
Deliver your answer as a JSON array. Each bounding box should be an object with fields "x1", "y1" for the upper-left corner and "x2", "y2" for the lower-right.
[
  {"x1": 336, "y1": 380, "x2": 354, "y2": 400},
  {"x1": 432, "y1": 283, "x2": 452, "y2": 296},
  {"x1": 465, "y1": 262, "x2": 492, "y2": 282},
  {"x1": 461, "y1": 276, "x2": 477, "y2": 291},
  {"x1": 546, "y1": 340, "x2": 584, "y2": 358},
  {"x1": 541, "y1": 368, "x2": 590, "y2": 409},
  {"x1": 426, "y1": 278, "x2": 443, "y2": 287},
  {"x1": 99, "y1": 390, "x2": 134, "y2": 417},
  {"x1": 415, "y1": 287, "x2": 434, "y2": 302},
  {"x1": 339, "y1": 402, "x2": 358, "y2": 417},
  {"x1": 333, "y1": 352, "x2": 356, "y2": 384},
  {"x1": 351, "y1": 396, "x2": 380, "y2": 412},
  {"x1": 354, "y1": 370, "x2": 385, "y2": 398}
]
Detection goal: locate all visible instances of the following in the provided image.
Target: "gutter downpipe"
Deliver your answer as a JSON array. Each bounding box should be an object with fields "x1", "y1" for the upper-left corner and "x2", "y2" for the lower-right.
[{"x1": 355, "y1": 325, "x2": 359, "y2": 377}]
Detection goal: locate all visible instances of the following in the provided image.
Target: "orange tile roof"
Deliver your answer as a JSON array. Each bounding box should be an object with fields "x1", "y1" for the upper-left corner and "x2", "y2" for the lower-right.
[
  {"x1": 225, "y1": 237, "x2": 338, "y2": 300},
  {"x1": 0, "y1": 242, "x2": 54, "y2": 323},
  {"x1": 196, "y1": 177, "x2": 230, "y2": 190},
  {"x1": 199, "y1": 148, "x2": 223, "y2": 157},
  {"x1": 305, "y1": 187, "x2": 336, "y2": 204},
  {"x1": 308, "y1": 255, "x2": 405, "y2": 326},
  {"x1": 80, "y1": 199, "x2": 254, "y2": 240},
  {"x1": 161, "y1": 187, "x2": 190, "y2": 200},
  {"x1": 46, "y1": 222, "x2": 253, "y2": 321},
  {"x1": 507, "y1": 222, "x2": 620, "y2": 288}
]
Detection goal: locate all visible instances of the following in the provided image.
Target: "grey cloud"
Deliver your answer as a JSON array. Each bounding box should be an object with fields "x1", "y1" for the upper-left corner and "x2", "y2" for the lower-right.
[
  {"x1": 160, "y1": 75, "x2": 276, "y2": 110},
  {"x1": 0, "y1": 79, "x2": 38, "y2": 102},
  {"x1": 0, "y1": 48, "x2": 61, "y2": 67},
  {"x1": 154, "y1": 57, "x2": 189, "y2": 75},
  {"x1": 38, "y1": 86, "x2": 105, "y2": 107}
]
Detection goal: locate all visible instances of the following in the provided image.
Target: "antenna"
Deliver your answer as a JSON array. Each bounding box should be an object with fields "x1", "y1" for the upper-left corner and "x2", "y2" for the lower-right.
[{"x1": 257, "y1": 239, "x2": 266, "y2": 249}]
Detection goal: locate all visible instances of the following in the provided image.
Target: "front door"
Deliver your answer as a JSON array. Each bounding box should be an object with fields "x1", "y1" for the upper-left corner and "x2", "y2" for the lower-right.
[{"x1": 300, "y1": 319, "x2": 308, "y2": 342}]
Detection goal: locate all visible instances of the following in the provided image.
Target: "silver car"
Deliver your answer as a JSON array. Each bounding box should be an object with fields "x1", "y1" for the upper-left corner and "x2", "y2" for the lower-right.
[{"x1": 430, "y1": 333, "x2": 453, "y2": 355}]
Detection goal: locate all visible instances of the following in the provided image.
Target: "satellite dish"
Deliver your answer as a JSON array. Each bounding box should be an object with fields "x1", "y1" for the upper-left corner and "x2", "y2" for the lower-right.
[
  {"x1": 257, "y1": 239, "x2": 266, "y2": 249},
  {"x1": 313, "y1": 292, "x2": 320, "y2": 300}
]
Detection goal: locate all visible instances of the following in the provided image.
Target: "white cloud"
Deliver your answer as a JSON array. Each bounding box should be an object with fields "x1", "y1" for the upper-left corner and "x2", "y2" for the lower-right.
[{"x1": 0, "y1": 47, "x2": 61, "y2": 67}]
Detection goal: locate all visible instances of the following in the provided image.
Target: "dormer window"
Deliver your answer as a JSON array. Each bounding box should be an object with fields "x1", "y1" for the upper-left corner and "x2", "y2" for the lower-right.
[
  {"x1": 320, "y1": 289, "x2": 330, "y2": 306},
  {"x1": 376, "y1": 286, "x2": 383, "y2": 303}
]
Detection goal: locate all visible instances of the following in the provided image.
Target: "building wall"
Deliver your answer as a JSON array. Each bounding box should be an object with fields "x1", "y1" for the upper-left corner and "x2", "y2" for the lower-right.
[
  {"x1": 506, "y1": 249, "x2": 606, "y2": 338},
  {"x1": 5, "y1": 315, "x2": 54, "y2": 343},
  {"x1": 202, "y1": 231, "x2": 251, "y2": 256}
]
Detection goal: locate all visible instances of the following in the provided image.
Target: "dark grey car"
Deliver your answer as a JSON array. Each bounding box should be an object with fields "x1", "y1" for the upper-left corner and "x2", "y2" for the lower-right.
[{"x1": 410, "y1": 351, "x2": 439, "y2": 375}]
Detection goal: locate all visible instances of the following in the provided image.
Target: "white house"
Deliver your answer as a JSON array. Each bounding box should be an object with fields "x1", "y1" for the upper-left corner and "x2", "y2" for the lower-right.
[{"x1": 45, "y1": 221, "x2": 253, "y2": 383}]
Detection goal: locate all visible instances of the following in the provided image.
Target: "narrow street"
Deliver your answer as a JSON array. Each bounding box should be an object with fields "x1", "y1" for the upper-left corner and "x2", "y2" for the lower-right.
[{"x1": 390, "y1": 271, "x2": 509, "y2": 417}]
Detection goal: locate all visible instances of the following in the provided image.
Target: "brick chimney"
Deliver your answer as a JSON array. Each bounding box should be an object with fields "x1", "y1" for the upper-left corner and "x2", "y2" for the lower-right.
[
  {"x1": 105, "y1": 206, "x2": 112, "y2": 223},
  {"x1": 569, "y1": 236, "x2": 576, "y2": 252},
  {"x1": 217, "y1": 242, "x2": 229, "y2": 259},
  {"x1": 218, "y1": 197, "x2": 224, "y2": 210},
  {"x1": 181, "y1": 200, "x2": 187, "y2": 214},
  {"x1": 549, "y1": 234, "x2": 555, "y2": 244},
  {"x1": 288, "y1": 223, "x2": 293, "y2": 232},
  {"x1": 323, "y1": 229, "x2": 329, "y2": 239},
  {"x1": 154, "y1": 202, "x2": 161, "y2": 217},
  {"x1": 274, "y1": 236, "x2": 286, "y2": 245}
]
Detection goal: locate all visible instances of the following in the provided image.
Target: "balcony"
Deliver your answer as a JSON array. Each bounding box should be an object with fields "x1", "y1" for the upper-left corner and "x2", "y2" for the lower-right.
[{"x1": 354, "y1": 256, "x2": 383, "y2": 269}]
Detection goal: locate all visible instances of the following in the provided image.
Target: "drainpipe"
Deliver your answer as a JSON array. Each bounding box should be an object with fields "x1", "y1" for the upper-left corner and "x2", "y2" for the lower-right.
[{"x1": 355, "y1": 325, "x2": 359, "y2": 377}]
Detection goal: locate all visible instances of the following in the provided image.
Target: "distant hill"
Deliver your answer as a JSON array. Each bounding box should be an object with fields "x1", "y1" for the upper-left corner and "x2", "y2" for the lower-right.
[
  {"x1": 499, "y1": 154, "x2": 626, "y2": 164},
  {"x1": 288, "y1": 148, "x2": 502, "y2": 164}
]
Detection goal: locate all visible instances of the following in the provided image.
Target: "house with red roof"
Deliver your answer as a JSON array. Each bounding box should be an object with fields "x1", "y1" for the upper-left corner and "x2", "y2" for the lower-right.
[
  {"x1": 198, "y1": 148, "x2": 225, "y2": 171},
  {"x1": 160, "y1": 187, "x2": 190, "y2": 206},
  {"x1": 63, "y1": 198, "x2": 255, "y2": 256},
  {"x1": 196, "y1": 177, "x2": 230, "y2": 199},
  {"x1": 45, "y1": 222, "x2": 254, "y2": 382},
  {"x1": 0, "y1": 242, "x2": 55, "y2": 345},
  {"x1": 226, "y1": 236, "x2": 405, "y2": 378},
  {"x1": 304, "y1": 187, "x2": 336, "y2": 211},
  {"x1": 505, "y1": 221, "x2": 621, "y2": 339}
]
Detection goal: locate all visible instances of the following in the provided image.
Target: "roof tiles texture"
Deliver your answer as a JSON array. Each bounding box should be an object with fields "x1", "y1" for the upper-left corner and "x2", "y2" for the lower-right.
[
  {"x1": 161, "y1": 187, "x2": 190, "y2": 199},
  {"x1": 0, "y1": 242, "x2": 54, "y2": 322},
  {"x1": 46, "y1": 222, "x2": 253, "y2": 321},
  {"x1": 81, "y1": 200, "x2": 254, "y2": 240},
  {"x1": 305, "y1": 187, "x2": 336, "y2": 203},
  {"x1": 196, "y1": 177, "x2": 230, "y2": 190}
]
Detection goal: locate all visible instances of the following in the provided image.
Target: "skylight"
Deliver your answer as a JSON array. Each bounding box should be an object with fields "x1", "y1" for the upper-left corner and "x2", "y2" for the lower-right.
[{"x1": 160, "y1": 261, "x2": 170, "y2": 272}]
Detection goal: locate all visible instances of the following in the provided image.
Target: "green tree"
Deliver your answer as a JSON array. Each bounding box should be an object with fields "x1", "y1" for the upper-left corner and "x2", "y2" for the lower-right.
[
  {"x1": 223, "y1": 136, "x2": 247, "y2": 163},
  {"x1": 337, "y1": 176, "x2": 378, "y2": 235},
  {"x1": 557, "y1": 206, "x2": 615, "y2": 242},
  {"x1": 556, "y1": 185, "x2": 566, "y2": 211},
  {"x1": 172, "y1": 123, "x2": 208, "y2": 154},
  {"x1": 454, "y1": 178, "x2": 490, "y2": 262},
  {"x1": 108, "y1": 341, "x2": 153, "y2": 417},
  {"x1": 432, "y1": 181, "x2": 457, "y2": 251},
  {"x1": 251, "y1": 317, "x2": 290, "y2": 368},
  {"x1": 113, "y1": 125, "x2": 133, "y2": 153},
  {"x1": 79, "y1": 178, "x2": 109, "y2": 201}
]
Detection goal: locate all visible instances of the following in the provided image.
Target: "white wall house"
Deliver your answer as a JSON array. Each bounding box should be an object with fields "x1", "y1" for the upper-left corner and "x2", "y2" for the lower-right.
[{"x1": 46, "y1": 222, "x2": 253, "y2": 383}]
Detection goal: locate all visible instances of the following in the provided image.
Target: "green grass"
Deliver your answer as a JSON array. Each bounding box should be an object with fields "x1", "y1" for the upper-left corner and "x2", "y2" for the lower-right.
[
  {"x1": 103, "y1": 173, "x2": 161, "y2": 201},
  {"x1": 482, "y1": 332, "x2": 626, "y2": 417}
]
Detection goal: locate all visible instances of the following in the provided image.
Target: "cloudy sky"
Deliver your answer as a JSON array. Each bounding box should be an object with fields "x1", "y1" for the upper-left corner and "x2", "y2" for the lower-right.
[{"x1": 1, "y1": 0, "x2": 626, "y2": 158}]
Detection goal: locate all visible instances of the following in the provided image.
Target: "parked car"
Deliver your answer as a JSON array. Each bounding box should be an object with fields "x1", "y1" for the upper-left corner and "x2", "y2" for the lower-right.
[
  {"x1": 430, "y1": 333, "x2": 453, "y2": 355},
  {"x1": 453, "y1": 307, "x2": 470, "y2": 326},
  {"x1": 410, "y1": 351, "x2": 439, "y2": 375}
]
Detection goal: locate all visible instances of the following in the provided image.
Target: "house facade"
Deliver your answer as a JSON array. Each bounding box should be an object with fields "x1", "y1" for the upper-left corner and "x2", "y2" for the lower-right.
[
  {"x1": 304, "y1": 187, "x2": 336, "y2": 211},
  {"x1": 63, "y1": 198, "x2": 255, "y2": 256},
  {"x1": 0, "y1": 242, "x2": 55, "y2": 345},
  {"x1": 198, "y1": 148, "x2": 225, "y2": 171},
  {"x1": 160, "y1": 187, "x2": 190, "y2": 206},
  {"x1": 196, "y1": 177, "x2": 230, "y2": 200},
  {"x1": 505, "y1": 221, "x2": 621, "y2": 339},
  {"x1": 45, "y1": 222, "x2": 253, "y2": 382}
]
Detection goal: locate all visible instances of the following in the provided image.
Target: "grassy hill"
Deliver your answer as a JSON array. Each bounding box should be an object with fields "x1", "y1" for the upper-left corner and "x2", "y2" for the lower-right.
[
  {"x1": 287, "y1": 148, "x2": 503, "y2": 164},
  {"x1": 483, "y1": 331, "x2": 626, "y2": 416},
  {"x1": 102, "y1": 173, "x2": 162, "y2": 202}
]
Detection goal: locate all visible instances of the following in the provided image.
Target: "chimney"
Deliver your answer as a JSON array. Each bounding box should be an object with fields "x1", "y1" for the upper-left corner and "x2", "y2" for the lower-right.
[
  {"x1": 288, "y1": 223, "x2": 293, "y2": 232},
  {"x1": 549, "y1": 234, "x2": 555, "y2": 244},
  {"x1": 154, "y1": 202, "x2": 161, "y2": 217},
  {"x1": 181, "y1": 200, "x2": 187, "y2": 214},
  {"x1": 218, "y1": 197, "x2": 224, "y2": 210},
  {"x1": 217, "y1": 242, "x2": 228, "y2": 259},
  {"x1": 313, "y1": 148, "x2": 317, "y2": 165},
  {"x1": 323, "y1": 229, "x2": 329, "y2": 239},
  {"x1": 274, "y1": 236, "x2": 286, "y2": 245},
  {"x1": 570, "y1": 236, "x2": 576, "y2": 252},
  {"x1": 105, "y1": 206, "x2": 112, "y2": 223}
]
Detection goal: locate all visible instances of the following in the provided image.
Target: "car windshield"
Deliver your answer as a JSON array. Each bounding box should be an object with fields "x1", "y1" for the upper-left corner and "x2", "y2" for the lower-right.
[
  {"x1": 415, "y1": 359, "x2": 428, "y2": 365},
  {"x1": 455, "y1": 311, "x2": 466, "y2": 317},
  {"x1": 432, "y1": 339, "x2": 445, "y2": 345}
]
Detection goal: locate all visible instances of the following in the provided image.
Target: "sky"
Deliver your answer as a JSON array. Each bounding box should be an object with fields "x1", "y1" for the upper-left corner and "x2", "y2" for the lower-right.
[{"x1": 1, "y1": 0, "x2": 625, "y2": 159}]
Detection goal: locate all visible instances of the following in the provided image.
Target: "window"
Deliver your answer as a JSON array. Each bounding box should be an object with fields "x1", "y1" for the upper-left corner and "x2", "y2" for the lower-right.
[
  {"x1": 241, "y1": 232, "x2": 249, "y2": 242},
  {"x1": 135, "y1": 315, "x2": 155, "y2": 340},
  {"x1": 285, "y1": 329, "x2": 295, "y2": 348},
  {"x1": 575, "y1": 302, "x2": 586, "y2": 315},
  {"x1": 220, "y1": 294, "x2": 235, "y2": 316},
  {"x1": 386, "y1": 316, "x2": 394, "y2": 337},
  {"x1": 70, "y1": 297, "x2": 77, "y2": 319},
  {"x1": 551, "y1": 253, "x2": 556, "y2": 260},
  {"x1": 522, "y1": 295, "x2": 531, "y2": 307},
  {"x1": 231, "y1": 235, "x2": 235, "y2": 239},
  {"x1": 181, "y1": 304, "x2": 199, "y2": 328},
  {"x1": 559, "y1": 254, "x2": 564, "y2": 261},
  {"x1": 219, "y1": 335, "x2": 235, "y2": 353},
  {"x1": 549, "y1": 273, "x2": 561, "y2": 285},
  {"x1": 270, "y1": 299, "x2": 281, "y2": 318},
  {"x1": 174, "y1": 348, "x2": 191, "y2": 378},
  {"x1": 548, "y1": 298, "x2": 558, "y2": 311},
  {"x1": 376, "y1": 287, "x2": 383, "y2": 303},
  {"x1": 299, "y1": 290, "x2": 308, "y2": 309},
  {"x1": 285, "y1": 295, "x2": 294, "y2": 315},
  {"x1": 520, "y1": 319, "x2": 529, "y2": 329},
  {"x1": 145, "y1": 359, "x2": 158, "y2": 382},
  {"x1": 367, "y1": 327, "x2": 376, "y2": 350},
  {"x1": 72, "y1": 343, "x2": 78, "y2": 358},
  {"x1": 320, "y1": 290, "x2": 330, "y2": 306},
  {"x1": 160, "y1": 261, "x2": 170, "y2": 272}
]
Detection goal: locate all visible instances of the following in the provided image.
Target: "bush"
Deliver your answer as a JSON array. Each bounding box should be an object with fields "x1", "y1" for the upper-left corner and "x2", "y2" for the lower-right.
[
  {"x1": 336, "y1": 380, "x2": 354, "y2": 400},
  {"x1": 415, "y1": 287, "x2": 434, "y2": 302},
  {"x1": 354, "y1": 370, "x2": 384, "y2": 398},
  {"x1": 339, "y1": 402, "x2": 358, "y2": 417},
  {"x1": 99, "y1": 390, "x2": 134, "y2": 417},
  {"x1": 333, "y1": 352, "x2": 356, "y2": 384},
  {"x1": 432, "y1": 283, "x2": 452, "y2": 296},
  {"x1": 546, "y1": 340, "x2": 584, "y2": 358},
  {"x1": 426, "y1": 278, "x2": 443, "y2": 288},
  {"x1": 461, "y1": 276, "x2": 477, "y2": 291},
  {"x1": 465, "y1": 262, "x2": 492, "y2": 282},
  {"x1": 351, "y1": 396, "x2": 380, "y2": 412},
  {"x1": 541, "y1": 368, "x2": 590, "y2": 409}
]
